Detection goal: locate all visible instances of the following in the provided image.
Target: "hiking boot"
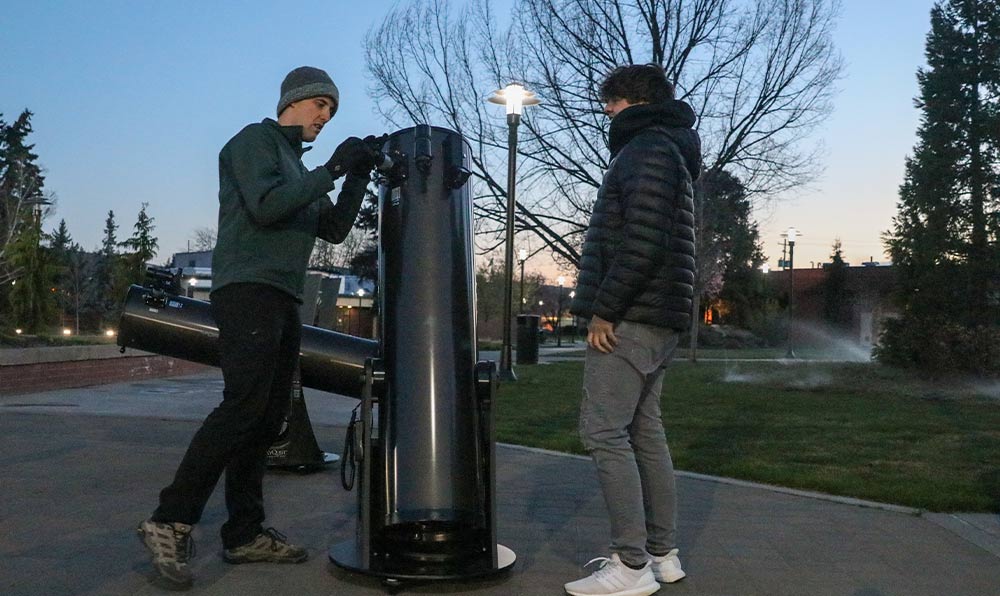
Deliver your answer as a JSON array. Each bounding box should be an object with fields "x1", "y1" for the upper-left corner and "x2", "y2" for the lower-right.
[
  {"x1": 564, "y1": 554, "x2": 659, "y2": 596},
  {"x1": 136, "y1": 519, "x2": 195, "y2": 591},
  {"x1": 648, "y1": 549, "x2": 686, "y2": 583},
  {"x1": 223, "y1": 528, "x2": 308, "y2": 564}
]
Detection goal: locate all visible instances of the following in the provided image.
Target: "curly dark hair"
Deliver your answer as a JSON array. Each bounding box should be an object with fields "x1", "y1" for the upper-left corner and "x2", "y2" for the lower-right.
[{"x1": 599, "y1": 64, "x2": 675, "y2": 104}]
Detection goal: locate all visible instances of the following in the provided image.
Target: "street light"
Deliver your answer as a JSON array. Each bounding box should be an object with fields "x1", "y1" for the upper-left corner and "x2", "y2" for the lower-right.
[
  {"x1": 782, "y1": 227, "x2": 800, "y2": 359},
  {"x1": 21, "y1": 197, "x2": 52, "y2": 246},
  {"x1": 356, "y1": 289, "x2": 366, "y2": 337},
  {"x1": 22, "y1": 198, "x2": 52, "y2": 245},
  {"x1": 518, "y1": 248, "x2": 528, "y2": 314},
  {"x1": 488, "y1": 83, "x2": 540, "y2": 381},
  {"x1": 569, "y1": 290, "x2": 576, "y2": 343},
  {"x1": 556, "y1": 276, "x2": 565, "y2": 347}
]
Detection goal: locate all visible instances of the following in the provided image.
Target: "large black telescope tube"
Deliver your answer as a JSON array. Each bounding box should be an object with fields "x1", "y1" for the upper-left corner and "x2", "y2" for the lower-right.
[
  {"x1": 331, "y1": 125, "x2": 513, "y2": 580},
  {"x1": 379, "y1": 125, "x2": 480, "y2": 528},
  {"x1": 117, "y1": 285, "x2": 377, "y2": 397}
]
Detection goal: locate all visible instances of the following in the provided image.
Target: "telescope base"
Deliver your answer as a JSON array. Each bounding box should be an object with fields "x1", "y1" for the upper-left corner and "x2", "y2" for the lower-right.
[
  {"x1": 267, "y1": 451, "x2": 340, "y2": 474},
  {"x1": 328, "y1": 541, "x2": 515, "y2": 582}
]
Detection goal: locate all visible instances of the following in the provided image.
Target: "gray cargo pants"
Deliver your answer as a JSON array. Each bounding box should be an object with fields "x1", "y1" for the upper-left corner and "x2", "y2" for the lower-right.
[{"x1": 579, "y1": 320, "x2": 679, "y2": 567}]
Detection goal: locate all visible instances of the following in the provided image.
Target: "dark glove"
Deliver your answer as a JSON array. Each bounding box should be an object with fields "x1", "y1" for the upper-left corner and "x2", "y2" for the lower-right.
[
  {"x1": 353, "y1": 134, "x2": 390, "y2": 175},
  {"x1": 324, "y1": 136, "x2": 369, "y2": 180}
]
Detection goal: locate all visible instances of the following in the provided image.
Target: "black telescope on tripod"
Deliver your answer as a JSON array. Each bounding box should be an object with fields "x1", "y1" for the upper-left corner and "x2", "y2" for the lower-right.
[{"x1": 117, "y1": 124, "x2": 514, "y2": 583}]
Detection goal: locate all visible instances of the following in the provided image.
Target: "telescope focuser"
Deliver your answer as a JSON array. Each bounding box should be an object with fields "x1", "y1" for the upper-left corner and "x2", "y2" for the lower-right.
[{"x1": 143, "y1": 264, "x2": 182, "y2": 295}]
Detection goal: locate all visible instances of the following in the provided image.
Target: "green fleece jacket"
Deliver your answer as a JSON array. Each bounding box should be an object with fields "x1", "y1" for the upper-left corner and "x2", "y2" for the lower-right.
[{"x1": 211, "y1": 118, "x2": 368, "y2": 302}]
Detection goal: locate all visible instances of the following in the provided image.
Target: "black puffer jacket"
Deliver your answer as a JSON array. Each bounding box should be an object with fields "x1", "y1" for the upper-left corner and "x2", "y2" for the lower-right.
[{"x1": 570, "y1": 100, "x2": 701, "y2": 331}]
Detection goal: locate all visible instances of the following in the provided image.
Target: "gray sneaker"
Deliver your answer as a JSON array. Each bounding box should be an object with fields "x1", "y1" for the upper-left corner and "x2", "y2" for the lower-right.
[
  {"x1": 136, "y1": 519, "x2": 195, "y2": 591},
  {"x1": 223, "y1": 528, "x2": 308, "y2": 564}
]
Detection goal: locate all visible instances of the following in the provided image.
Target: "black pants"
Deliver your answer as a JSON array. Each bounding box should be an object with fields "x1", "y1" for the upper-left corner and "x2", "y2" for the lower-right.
[{"x1": 152, "y1": 283, "x2": 301, "y2": 549}]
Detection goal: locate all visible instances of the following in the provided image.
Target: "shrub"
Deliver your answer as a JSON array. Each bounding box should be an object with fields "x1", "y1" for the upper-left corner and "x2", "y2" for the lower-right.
[{"x1": 874, "y1": 316, "x2": 1000, "y2": 377}]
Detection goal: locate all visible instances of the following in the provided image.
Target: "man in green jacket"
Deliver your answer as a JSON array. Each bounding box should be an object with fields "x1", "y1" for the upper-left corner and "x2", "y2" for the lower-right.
[{"x1": 137, "y1": 66, "x2": 382, "y2": 590}]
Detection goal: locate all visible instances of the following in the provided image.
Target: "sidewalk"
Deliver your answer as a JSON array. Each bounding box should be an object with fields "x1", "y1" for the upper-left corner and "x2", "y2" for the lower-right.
[{"x1": 1, "y1": 370, "x2": 999, "y2": 596}]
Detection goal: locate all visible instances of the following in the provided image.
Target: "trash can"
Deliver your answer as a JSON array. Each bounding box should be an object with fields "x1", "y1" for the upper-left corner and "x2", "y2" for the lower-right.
[{"x1": 516, "y1": 314, "x2": 540, "y2": 364}]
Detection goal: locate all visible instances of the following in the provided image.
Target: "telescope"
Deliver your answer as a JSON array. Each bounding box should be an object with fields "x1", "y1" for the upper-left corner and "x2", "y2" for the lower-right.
[{"x1": 118, "y1": 124, "x2": 514, "y2": 583}]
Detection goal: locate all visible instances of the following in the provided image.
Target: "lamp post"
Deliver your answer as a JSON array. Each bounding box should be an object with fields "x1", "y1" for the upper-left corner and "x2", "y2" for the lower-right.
[
  {"x1": 569, "y1": 290, "x2": 576, "y2": 343},
  {"x1": 782, "y1": 227, "x2": 799, "y2": 359},
  {"x1": 356, "y1": 288, "x2": 365, "y2": 337},
  {"x1": 518, "y1": 248, "x2": 527, "y2": 314},
  {"x1": 488, "y1": 83, "x2": 540, "y2": 381},
  {"x1": 556, "y1": 276, "x2": 565, "y2": 347},
  {"x1": 23, "y1": 197, "x2": 52, "y2": 247}
]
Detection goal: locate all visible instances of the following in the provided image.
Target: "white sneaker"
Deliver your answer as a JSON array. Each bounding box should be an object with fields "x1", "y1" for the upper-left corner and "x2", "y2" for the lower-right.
[
  {"x1": 648, "y1": 549, "x2": 686, "y2": 583},
  {"x1": 564, "y1": 554, "x2": 660, "y2": 596}
]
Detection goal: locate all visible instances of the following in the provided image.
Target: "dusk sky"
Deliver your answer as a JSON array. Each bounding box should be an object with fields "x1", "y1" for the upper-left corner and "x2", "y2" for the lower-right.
[{"x1": 2, "y1": 0, "x2": 937, "y2": 279}]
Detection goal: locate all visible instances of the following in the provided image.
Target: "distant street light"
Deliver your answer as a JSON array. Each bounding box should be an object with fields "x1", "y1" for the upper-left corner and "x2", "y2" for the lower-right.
[
  {"x1": 488, "y1": 83, "x2": 540, "y2": 382},
  {"x1": 569, "y1": 290, "x2": 576, "y2": 343},
  {"x1": 782, "y1": 227, "x2": 800, "y2": 359},
  {"x1": 556, "y1": 276, "x2": 565, "y2": 347},
  {"x1": 356, "y1": 288, "x2": 366, "y2": 336},
  {"x1": 518, "y1": 248, "x2": 528, "y2": 314}
]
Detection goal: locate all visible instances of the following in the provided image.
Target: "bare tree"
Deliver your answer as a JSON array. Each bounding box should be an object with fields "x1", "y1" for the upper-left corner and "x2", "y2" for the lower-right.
[
  {"x1": 188, "y1": 227, "x2": 217, "y2": 252},
  {"x1": 366, "y1": 0, "x2": 843, "y2": 268},
  {"x1": 310, "y1": 228, "x2": 368, "y2": 270}
]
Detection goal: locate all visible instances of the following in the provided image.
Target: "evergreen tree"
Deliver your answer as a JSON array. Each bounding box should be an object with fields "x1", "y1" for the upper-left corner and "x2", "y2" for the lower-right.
[
  {"x1": 49, "y1": 219, "x2": 75, "y2": 327},
  {"x1": 1, "y1": 110, "x2": 56, "y2": 331},
  {"x1": 0, "y1": 110, "x2": 46, "y2": 225},
  {"x1": 694, "y1": 169, "x2": 768, "y2": 329},
  {"x1": 822, "y1": 239, "x2": 852, "y2": 329},
  {"x1": 93, "y1": 210, "x2": 121, "y2": 326},
  {"x1": 119, "y1": 202, "x2": 158, "y2": 287},
  {"x1": 345, "y1": 188, "x2": 379, "y2": 280},
  {"x1": 50, "y1": 219, "x2": 72, "y2": 253},
  {"x1": 881, "y1": 0, "x2": 1000, "y2": 373},
  {"x1": 0, "y1": 111, "x2": 47, "y2": 257},
  {"x1": 348, "y1": 244, "x2": 379, "y2": 284},
  {"x1": 6, "y1": 221, "x2": 58, "y2": 333}
]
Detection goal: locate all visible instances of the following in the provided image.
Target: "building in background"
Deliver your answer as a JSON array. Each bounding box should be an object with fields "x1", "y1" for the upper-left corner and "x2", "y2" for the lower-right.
[
  {"x1": 764, "y1": 263, "x2": 897, "y2": 349},
  {"x1": 302, "y1": 270, "x2": 375, "y2": 338},
  {"x1": 165, "y1": 251, "x2": 376, "y2": 338},
  {"x1": 169, "y1": 251, "x2": 213, "y2": 300}
]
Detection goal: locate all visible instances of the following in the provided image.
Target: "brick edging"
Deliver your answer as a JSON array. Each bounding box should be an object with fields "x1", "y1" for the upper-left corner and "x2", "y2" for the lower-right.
[{"x1": 0, "y1": 355, "x2": 211, "y2": 396}]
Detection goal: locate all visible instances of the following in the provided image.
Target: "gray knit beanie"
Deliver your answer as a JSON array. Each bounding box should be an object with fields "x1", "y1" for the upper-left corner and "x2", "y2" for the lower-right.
[{"x1": 276, "y1": 66, "x2": 340, "y2": 117}]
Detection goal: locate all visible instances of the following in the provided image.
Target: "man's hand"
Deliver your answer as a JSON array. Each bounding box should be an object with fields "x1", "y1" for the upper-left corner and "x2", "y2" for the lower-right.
[
  {"x1": 587, "y1": 315, "x2": 618, "y2": 354},
  {"x1": 349, "y1": 134, "x2": 390, "y2": 176},
  {"x1": 324, "y1": 137, "x2": 369, "y2": 180}
]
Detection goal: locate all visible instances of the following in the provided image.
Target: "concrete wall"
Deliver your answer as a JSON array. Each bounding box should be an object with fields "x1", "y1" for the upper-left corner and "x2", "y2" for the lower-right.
[{"x1": 0, "y1": 345, "x2": 210, "y2": 396}]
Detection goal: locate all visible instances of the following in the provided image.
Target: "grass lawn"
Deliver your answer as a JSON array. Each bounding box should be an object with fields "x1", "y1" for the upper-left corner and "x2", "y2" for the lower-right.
[{"x1": 495, "y1": 359, "x2": 1000, "y2": 512}]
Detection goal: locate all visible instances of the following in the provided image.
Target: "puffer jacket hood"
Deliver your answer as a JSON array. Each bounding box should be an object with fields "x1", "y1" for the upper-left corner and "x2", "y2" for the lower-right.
[{"x1": 609, "y1": 100, "x2": 701, "y2": 182}]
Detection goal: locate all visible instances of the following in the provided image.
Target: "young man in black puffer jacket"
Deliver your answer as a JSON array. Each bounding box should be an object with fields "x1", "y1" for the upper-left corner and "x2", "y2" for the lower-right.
[{"x1": 566, "y1": 64, "x2": 700, "y2": 596}]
